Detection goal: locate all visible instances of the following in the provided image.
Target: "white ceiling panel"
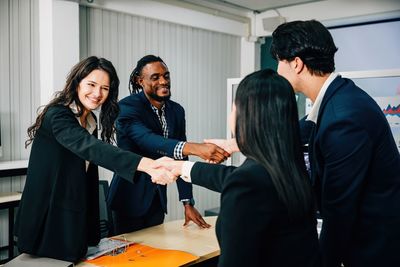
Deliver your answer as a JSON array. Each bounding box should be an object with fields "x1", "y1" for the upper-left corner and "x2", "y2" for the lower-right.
[{"x1": 189, "y1": 0, "x2": 322, "y2": 12}]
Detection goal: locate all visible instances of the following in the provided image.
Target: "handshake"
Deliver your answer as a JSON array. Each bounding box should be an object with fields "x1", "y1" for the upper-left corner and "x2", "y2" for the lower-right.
[
  {"x1": 142, "y1": 138, "x2": 238, "y2": 185},
  {"x1": 146, "y1": 157, "x2": 184, "y2": 185}
]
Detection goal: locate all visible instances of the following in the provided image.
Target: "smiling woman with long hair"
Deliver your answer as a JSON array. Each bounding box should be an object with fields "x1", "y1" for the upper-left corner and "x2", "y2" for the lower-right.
[{"x1": 15, "y1": 56, "x2": 175, "y2": 263}]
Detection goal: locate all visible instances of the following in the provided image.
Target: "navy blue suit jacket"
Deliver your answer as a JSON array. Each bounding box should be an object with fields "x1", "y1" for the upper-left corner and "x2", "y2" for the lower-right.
[
  {"x1": 107, "y1": 92, "x2": 193, "y2": 216},
  {"x1": 306, "y1": 76, "x2": 400, "y2": 267}
]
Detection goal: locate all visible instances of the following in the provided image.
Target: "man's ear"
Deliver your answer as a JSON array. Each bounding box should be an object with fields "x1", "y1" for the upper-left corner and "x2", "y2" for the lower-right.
[
  {"x1": 293, "y1": 57, "x2": 305, "y2": 74},
  {"x1": 136, "y1": 76, "x2": 144, "y2": 88}
]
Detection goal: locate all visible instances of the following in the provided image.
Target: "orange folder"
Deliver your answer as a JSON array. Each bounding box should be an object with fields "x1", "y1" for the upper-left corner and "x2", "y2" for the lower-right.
[{"x1": 85, "y1": 243, "x2": 199, "y2": 267}]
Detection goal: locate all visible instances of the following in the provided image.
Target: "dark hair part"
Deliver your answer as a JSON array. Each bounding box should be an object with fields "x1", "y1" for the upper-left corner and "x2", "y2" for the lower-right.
[
  {"x1": 128, "y1": 55, "x2": 165, "y2": 94},
  {"x1": 235, "y1": 69, "x2": 313, "y2": 219},
  {"x1": 270, "y1": 20, "x2": 338, "y2": 76},
  {"x1": 26, "y1": 56, "x2": 120, "y2": 147}
]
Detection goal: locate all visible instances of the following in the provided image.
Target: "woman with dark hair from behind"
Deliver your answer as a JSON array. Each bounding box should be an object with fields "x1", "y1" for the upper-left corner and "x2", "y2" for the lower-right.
[
  {"x1": 15, "y1": 56, "x2": 175, "y2": 263},
  {"x1": 162, "y1": 69, "x2": 320, "y2": 267}
]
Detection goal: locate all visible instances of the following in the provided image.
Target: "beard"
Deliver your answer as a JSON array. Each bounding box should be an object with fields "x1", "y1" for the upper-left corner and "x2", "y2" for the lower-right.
[{"x1": 148, "y1": 90, "x2": 171, "y2": 102}]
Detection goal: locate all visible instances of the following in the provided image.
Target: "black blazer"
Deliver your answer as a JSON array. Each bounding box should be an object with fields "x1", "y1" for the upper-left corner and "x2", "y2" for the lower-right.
[
  {"x1": 107, "y1": 92, "x2": 192, "y2": 216},
  {"x1": 191, "y1": 159, "x2": 320, "y2": 267},
  {"x1": 15, "y1": 105, "x2": 142, "y2": 262},
  {"x1": 306, "y1": 76, "x2": 400, "y2": 267}
]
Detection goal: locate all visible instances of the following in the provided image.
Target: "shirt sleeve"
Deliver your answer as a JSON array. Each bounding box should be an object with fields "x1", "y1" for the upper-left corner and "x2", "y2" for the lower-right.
[
  {"x1": 173, "y1": 141, "x2": 186, "y2": 160},
  {"x1": 180, "y1": 161, "x2": 195, "y2": 183}
]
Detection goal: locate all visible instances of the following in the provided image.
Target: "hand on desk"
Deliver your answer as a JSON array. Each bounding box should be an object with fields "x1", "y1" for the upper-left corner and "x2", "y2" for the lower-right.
[{"x1": 184, "y1": 205, "x2": 211, "y2": 229}]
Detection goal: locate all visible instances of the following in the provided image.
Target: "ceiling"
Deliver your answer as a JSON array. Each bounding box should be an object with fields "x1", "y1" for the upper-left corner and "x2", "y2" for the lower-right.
[{"x1": 179, "y1": 0, "x2": 322, "y2": 13}]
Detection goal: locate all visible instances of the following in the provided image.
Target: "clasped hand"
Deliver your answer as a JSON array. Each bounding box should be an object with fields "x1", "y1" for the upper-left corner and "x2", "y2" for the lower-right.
[
  {"x1": 146, "y1": 139, "x2": 236, "y2": 184},
  {"x1": 200, "y1": 143, "x2": 231, "y2": 163},
  {"x1": 143, "y1": 157, "x2": 186, "y2": 185},
  {"x1": 140, "y1": 157, "x2": 177, "y2": 185}
]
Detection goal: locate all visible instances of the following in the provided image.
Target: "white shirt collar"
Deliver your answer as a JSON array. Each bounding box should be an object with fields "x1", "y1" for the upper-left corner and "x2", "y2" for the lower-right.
[
  {"x1": 69, "y1": 102, "x2": 97, "y2": 135},
  {"x1": 306, "y1": 72, "x2": 339, "y2": 124}
]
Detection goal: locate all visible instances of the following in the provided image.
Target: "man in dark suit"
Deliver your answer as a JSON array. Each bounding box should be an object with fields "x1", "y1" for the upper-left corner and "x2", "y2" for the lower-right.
[
  {"x1": 107, "y1": 55, "x2": 229, "y2": 234},
  {"x1": 270, "y1": 20, "x2": 400, "y2": 266},
  {"x1": 193, "y1": 20, "x2": 400, "y2": 267}
]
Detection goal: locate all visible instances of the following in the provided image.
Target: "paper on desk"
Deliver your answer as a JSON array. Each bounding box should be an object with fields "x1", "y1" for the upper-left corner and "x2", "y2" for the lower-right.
[
  {"x1": 85, "y1": 237, "x2": 134, "y2": 260},
  {"x1": 86, "y1": 243, "x2": 199, "y2": 267}
]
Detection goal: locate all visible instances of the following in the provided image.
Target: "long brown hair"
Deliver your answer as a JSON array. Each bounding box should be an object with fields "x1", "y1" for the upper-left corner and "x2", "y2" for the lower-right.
[{"x1": 26, "y1": 56, "x2": 120, "y2": 147}]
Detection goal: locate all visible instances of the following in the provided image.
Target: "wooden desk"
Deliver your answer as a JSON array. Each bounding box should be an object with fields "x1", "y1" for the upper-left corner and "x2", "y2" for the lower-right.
[
  {"x1": 78, "y1": 216, "x2": 220, "y2": 266},
  {"x1": 2, "y1": 253, "x2": 73, "y2": 267},
  {"x1": 0, "y1": 160, "x2": 28, "y2": 263},
  {"x1": 0, "y1": 192, "x2": 22, "y2": 264},
  {"x1": 0, "y1": 160, "x2": 29, "y2": 178}
]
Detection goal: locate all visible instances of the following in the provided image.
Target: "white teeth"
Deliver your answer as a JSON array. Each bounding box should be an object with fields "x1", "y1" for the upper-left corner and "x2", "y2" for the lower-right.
[{"x1": 87, "y1": 97, "x2": 99, "y2": 103}]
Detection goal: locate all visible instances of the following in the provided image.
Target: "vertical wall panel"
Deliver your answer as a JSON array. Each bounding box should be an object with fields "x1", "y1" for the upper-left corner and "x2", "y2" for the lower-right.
[
  {"x1": 80, "y1": 6, "x2": 240, "y2": 222},
  {"x1": 0, "y1": 0, "x2": 39, "y2": 260},
  {"x1": 0, "y1": 0, "x2": 11, "y2": 259},
  {"x1": 0, "y1": 0, "x2": 11, "y2": 165}
]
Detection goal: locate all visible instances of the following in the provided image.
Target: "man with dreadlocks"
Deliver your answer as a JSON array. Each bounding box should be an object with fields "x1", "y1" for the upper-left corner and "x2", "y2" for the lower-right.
[{"x1": 108, "y1": 55, "x2": 229, "y2": 234}]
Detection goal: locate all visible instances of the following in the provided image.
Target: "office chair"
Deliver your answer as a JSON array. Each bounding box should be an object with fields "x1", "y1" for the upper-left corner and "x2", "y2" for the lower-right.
[{"x1": 98, "y1": 180, "x2": 113, "y2": 238}]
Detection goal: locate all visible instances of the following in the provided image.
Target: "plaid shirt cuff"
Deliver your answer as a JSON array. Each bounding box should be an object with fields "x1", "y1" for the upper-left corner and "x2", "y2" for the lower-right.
[{"x1": 173, "y1": 141, "x2": 186, "y2": 159}]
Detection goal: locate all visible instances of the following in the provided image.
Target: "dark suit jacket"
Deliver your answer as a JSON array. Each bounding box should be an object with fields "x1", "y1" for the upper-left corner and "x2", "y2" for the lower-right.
[
  {"x1": 15, "y1": 105, "x2": 141, "y2": 262},
  {"x1": 107, "y1": 92, "x2": 192, "y2": 216},
  {"x1": 191, "y1": 160, "x2": 320, "y2": 267},
  {"x1": 305, "y1": 76, "x2": 400, "y2": 267}
]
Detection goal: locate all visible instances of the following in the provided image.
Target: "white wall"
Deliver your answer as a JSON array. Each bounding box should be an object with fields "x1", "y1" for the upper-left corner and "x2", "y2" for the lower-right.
[
  {"x1": 240, "y1": 37, "x2": 261, "y2": 77},
  {"x1": 53, "y1": 1, "x2": 80, "y2": 93},
  {"x1": 79, "y1": 0, "x2": 249, "y2": 37},
  {"x1": 79, "y1": 0, "x2": 260, "y2": 76},
  {"x1": 38, "y1": 0, "x2": 53, "y2": 105},
  {"x1": 39, "y1": 0, "x2": 80, "y2": 105}
]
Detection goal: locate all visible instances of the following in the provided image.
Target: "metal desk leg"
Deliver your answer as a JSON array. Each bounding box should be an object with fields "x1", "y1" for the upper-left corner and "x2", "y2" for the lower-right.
[{"x1": 8, "y1": 206, "x2": 14, "y2": 260}]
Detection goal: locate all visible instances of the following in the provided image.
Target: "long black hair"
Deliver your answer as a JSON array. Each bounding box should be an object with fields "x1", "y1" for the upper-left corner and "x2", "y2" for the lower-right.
[
  {"x1": 26, "y1": 56, "x2": 120, "y2": 147},
  {"x1": 128, "y1": 55, "x2": 165, "y2": 94},
  {"x1": 235, "y1": 69, "x2": 313, "y2": 218},
  {"x1": 270, "y1": 20, "x2": 338, "y2": 76}
]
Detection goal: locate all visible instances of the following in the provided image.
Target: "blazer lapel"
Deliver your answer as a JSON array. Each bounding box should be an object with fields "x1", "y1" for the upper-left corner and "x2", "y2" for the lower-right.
[
  {"x1": 308, "y1": 122, "x2": 317, "y2": 184},
  {"x1": 316, "y1": 75, "x2": 346, "y2": 126},
  {"x1": 164, "y1": 101, "x2": 175, "y2": 138},
  {"x1": 308, "y1": 123, "x2": 324, "y2": 211},
  {"x1": 138, "y1": 91, "x2": 163, "y2": 133},
  {"x1": 310, "y1": 75, "x2": 346, "y2": 210},
  {"x1": 311, "y1": 76, "x2": 346, "y2": 181}
]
